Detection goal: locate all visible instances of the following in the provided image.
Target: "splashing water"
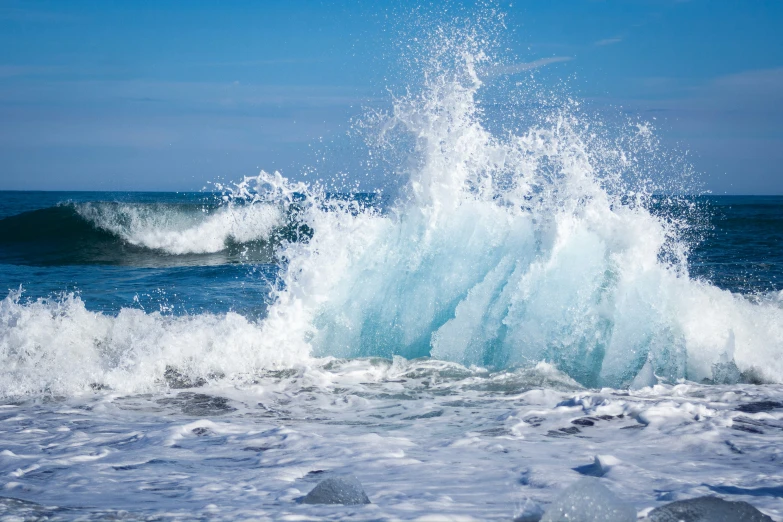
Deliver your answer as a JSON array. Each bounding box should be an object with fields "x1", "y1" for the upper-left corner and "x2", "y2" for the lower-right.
[
  {"x1": 256, "y1": 30, "x2": 783, "y2": 388},
  {"x1": 75, "y1": 200, "x2": 282, "y2": 255},
  {"x1": 1, "y1": 21, "x2": 782, "y2": 397}
]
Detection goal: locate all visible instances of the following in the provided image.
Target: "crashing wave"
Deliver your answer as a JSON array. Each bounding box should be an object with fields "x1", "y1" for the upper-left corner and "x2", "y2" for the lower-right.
[
  {"x1": 74, "y1": 201, "x2": 282, "y2": 255},
  {"x1": 1, "y1": 19, "x2": 782, "y2": 396},
  {"x1": 255, "y1": 31, "x2": 783, "y2": 388}
]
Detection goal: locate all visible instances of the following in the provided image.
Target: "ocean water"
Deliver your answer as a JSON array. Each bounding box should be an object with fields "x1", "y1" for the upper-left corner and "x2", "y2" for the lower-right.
[{"x1": 2, "y1": 23, "x2": 783, "y2": 522}]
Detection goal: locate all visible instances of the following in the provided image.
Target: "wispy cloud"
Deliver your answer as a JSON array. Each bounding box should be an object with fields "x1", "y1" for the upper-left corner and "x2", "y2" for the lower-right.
[
  {"x1": 0, "y1": 6, "x2": 78, "y2": 23},
  {"x1": 0, "y1": 78, "x2": 371, "y2": 113},
  {"x1": 485, "y1": 57, "x2": 573, "y2": 78},
  {"x1": 626, "y1": 67, "x2": 783, "y2": 112},
  {"x1": 587, "y1": 66, "x2": 783, "y2": 194},
  {"x1": 712, "y1": 66, "x2": 783, "y2": 93},
  {"x1": 193, "y1": 59, "x2": 314, "y2": 68},
  {"x1": 0, "y1": 65, "x2": 69, "y2": 79},
  {"x1": 0, "y1": 78, "x2": 368, "y2": 155},
  {"x1": 595, "y1": 37, "x2": 623, "y2": 47}
]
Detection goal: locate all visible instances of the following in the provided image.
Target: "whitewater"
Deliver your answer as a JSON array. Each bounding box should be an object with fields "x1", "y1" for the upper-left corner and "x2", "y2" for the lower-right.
[
  {"x1": 0, "y1": 17, "x2": 782, "y2": 522},
  {"x1": 75, "y1": 200, "x2": 282, "y2": 255}
]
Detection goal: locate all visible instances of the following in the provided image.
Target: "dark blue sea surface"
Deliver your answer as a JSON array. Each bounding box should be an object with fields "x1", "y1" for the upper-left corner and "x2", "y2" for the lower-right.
[
  {"x1": 0, "y1": 191, "x2": 279, "y2": 316},
  {"x1": 689, "y1": 196, "x2": 783, "y2": 294},
  {"x1": 1, "y1": 192, "x2": 781, "y2": 319}
]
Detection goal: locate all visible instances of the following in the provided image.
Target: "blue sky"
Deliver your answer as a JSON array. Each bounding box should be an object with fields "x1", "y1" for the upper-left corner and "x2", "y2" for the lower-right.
[{"x1": 0, "y1": 0, "x2": 781, "y2": 193}]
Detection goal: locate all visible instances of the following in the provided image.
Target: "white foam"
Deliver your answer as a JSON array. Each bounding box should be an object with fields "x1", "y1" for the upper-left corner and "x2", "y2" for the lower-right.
[
  {"x1": 76, "y1": 201, "x2": 282, "y2": 254},
  {"x1": 1, "y1": 371, "x2": 780, "y2": 519},
  {"x1": 1, "y1": 21, "x2": 782, "y2": 397},
  {"x1": 0, "y1": 290, "x2": 310, "y2": 397},
  {"x1": 253, "y1": 35, "x2": 783, "y2": 387}
]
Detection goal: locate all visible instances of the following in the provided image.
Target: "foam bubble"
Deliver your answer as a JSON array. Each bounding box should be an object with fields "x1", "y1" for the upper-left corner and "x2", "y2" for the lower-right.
[
  {"x1": 0, "y1": 290, "x2": 310, "y2": 397},
  {"x1": 76, "y1": 201, "x2": 282, "y2": 255},
  {"x1": 257, "y1": 28, "x2": 783, "y2": 387}
]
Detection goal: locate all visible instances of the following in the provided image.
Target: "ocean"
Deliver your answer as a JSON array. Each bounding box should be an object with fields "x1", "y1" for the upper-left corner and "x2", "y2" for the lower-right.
[{"x1": 1, "y1": 31, "x2": 783, "y2": 522}]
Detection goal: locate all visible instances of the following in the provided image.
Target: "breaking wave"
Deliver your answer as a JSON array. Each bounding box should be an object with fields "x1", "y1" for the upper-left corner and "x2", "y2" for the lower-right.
[
  {"x1": 1, "y1": 16, "x2": 782, "y2": 396},
  {"x1": 75, "y1": 201, "x2": 283, "y2": 255},
  {"x1": 0, "y1": 200, "x2": 285, "y2": 266}
]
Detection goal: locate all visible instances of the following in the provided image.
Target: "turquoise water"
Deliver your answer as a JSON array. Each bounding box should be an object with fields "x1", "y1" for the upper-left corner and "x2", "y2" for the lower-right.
[{"x1": 2, "y1": 192, "x2": 782, "y2": 318}]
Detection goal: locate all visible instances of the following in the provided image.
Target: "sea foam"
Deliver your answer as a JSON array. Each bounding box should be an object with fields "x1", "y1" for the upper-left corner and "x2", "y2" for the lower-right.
[
  {"x1": 0, "y1": 290, "x2": 308, "y2": 396},
  {"x1": 254, "y1": 33, "x2": 783, "y2": 388},
  {"x1": 75, "y1": 200, "x2": 282, "y2": 255},
  {"x1": 1, "y1": 22, "x2": 783, "y2": 397}
]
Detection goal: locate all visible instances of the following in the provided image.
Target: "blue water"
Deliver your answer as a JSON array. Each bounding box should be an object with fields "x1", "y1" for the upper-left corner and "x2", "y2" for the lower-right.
[
  {"x1": 1, "y1": 191, "x2": 780, "y2": 320},
  {"x1": 689, "y1": 196, "x2": 783, "y2": 295},
  {"x1": 1, "y1": 25, "x2": 782, "y2": 393},
  {"x1": 1, "y1": 21, "x2": 782, "y2": 519},
  {"x1": 0, "y1": 192, "x2": 274, "y2": 317}
]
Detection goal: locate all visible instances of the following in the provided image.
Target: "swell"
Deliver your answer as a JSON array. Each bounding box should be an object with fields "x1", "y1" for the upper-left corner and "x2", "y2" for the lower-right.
[
  {"x1": 0, "y1": 202, "x2": 290, "y2": 267},
  {"x1": 687, "y1": 197, "x2": 783, "y2": 294},
  {"x1": 0, "y1": 205, "x2": 131, "y2": 266}
]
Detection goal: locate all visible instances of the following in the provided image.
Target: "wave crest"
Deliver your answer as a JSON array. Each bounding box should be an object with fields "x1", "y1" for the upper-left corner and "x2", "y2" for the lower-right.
[
  {"x1": 0, "y1": 290, "x2": 307, "y2": 396},
  {"x1": 255, "y1": 30, "x2": 783, "y2": 387},
  {"x1": 75, "y1": 201, "x2": 282, "y2": 255},
  {"x1": 0, "y1": 199, "x2": 286, "y2": 266}
]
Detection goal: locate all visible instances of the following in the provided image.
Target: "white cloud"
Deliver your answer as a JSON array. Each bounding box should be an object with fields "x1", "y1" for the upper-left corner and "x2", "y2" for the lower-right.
[
  {"x1": 595, "y1": 38, "x2": 623, "y2": 47},
  {"x1": 0, "y1": 65, "x2": 67, "y2": 78},
  {"x1": 485, "y1": 57, "x2": 573, "y2": 78}
]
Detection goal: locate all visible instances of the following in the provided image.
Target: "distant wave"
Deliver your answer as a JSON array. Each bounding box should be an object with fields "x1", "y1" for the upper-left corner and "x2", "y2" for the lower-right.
[
  {"x1": 75, "y1": 201, "x2": 282, "y2": 254},
  {"x1": 0, "y1": 201, "x2": 287, "y2": 266}
]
